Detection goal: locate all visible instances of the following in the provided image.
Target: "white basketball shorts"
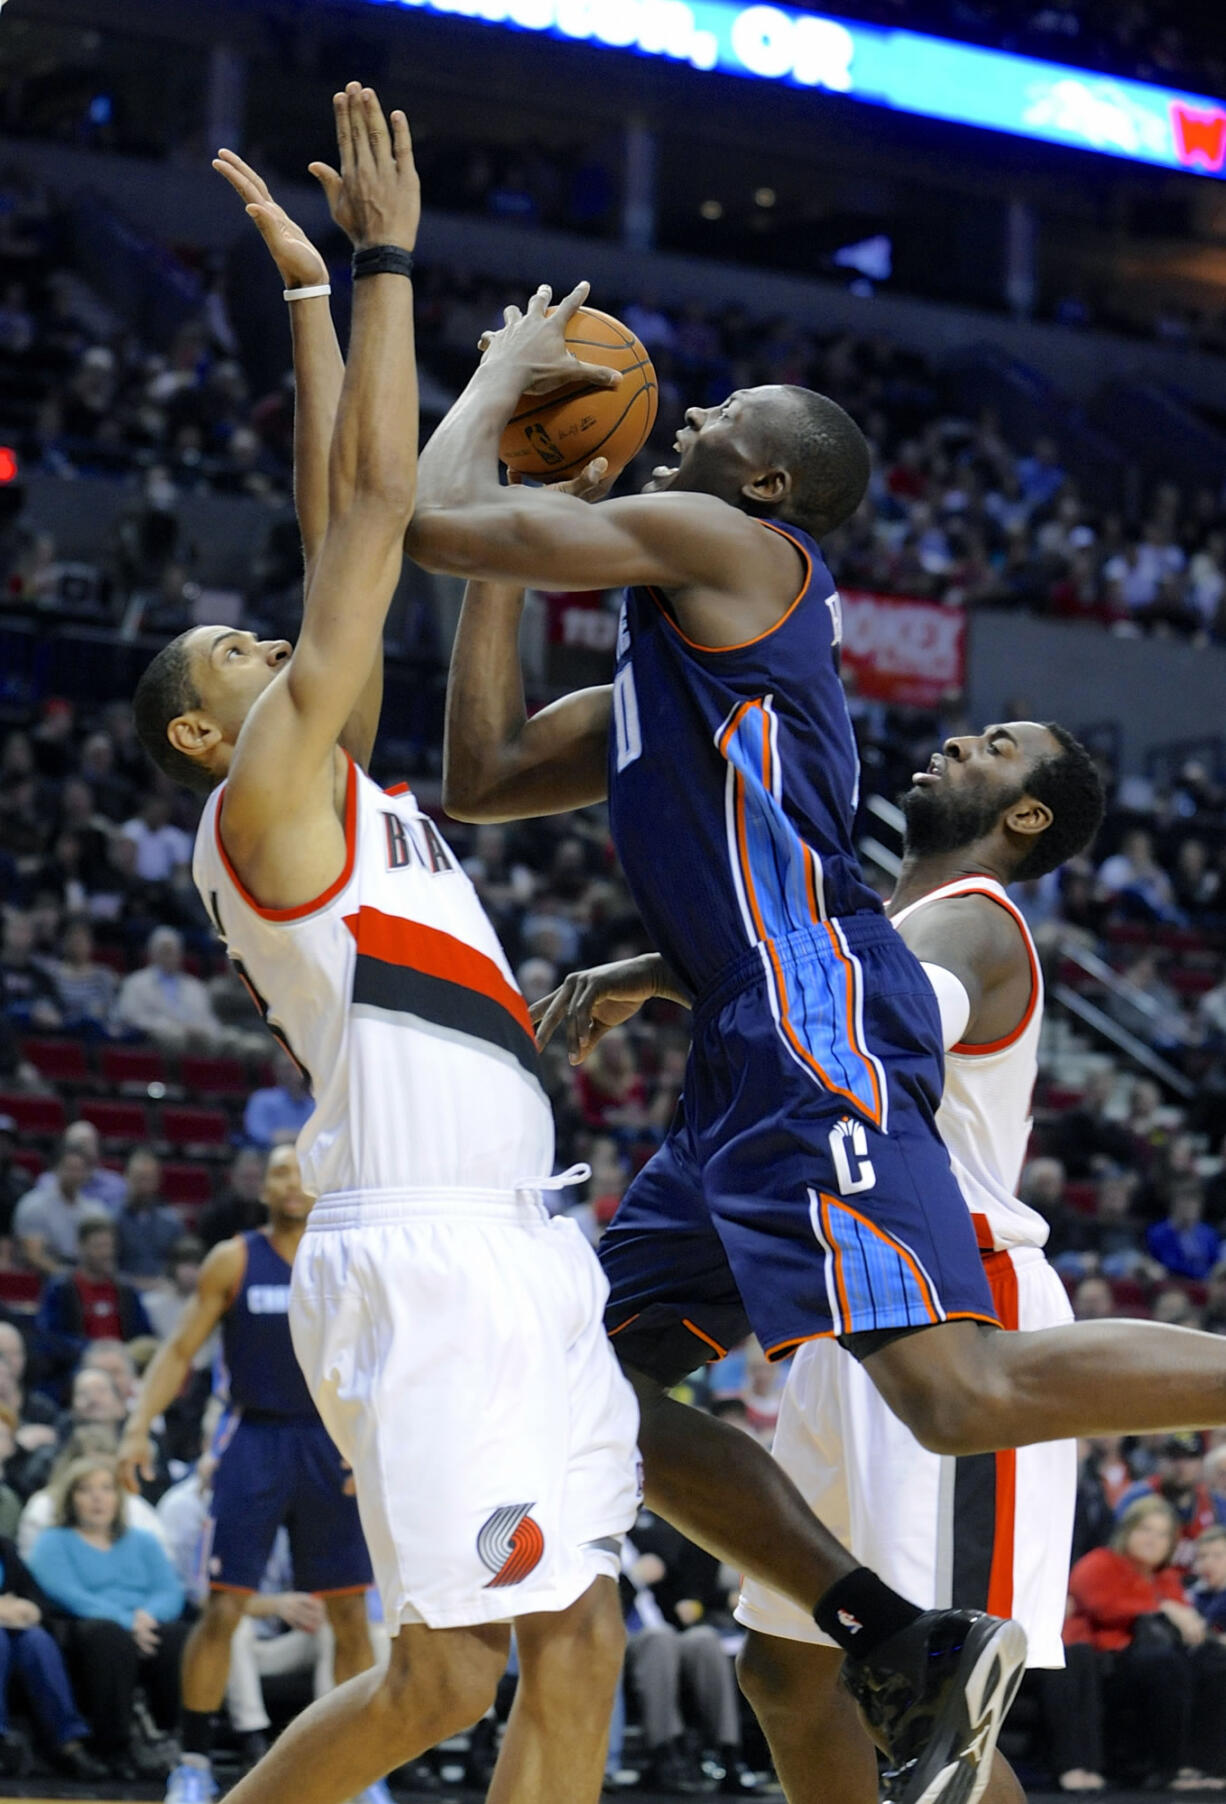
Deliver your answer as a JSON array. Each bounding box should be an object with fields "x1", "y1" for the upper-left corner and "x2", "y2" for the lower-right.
[
  {"x1": 290, "y1": 1188, "x2": 642, "y2": 1631},
  {"x1": 736, "y1": 1245, "x2": 1075, "y2": 1668}
]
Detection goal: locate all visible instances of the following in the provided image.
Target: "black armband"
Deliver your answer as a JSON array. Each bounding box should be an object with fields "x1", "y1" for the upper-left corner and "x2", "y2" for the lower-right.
[{"x1": 351, "y1": 245, "x2": 415, "y2": 281}]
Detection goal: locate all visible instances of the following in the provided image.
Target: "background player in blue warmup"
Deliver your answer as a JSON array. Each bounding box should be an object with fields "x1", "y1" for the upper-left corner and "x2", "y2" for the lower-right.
[
  {"x1": 120, "y1": 1144, "x2": 377, "y2": 1804},
  {"x1": 409, "y1": 285, "x2": 1226, "y2": 1804}
]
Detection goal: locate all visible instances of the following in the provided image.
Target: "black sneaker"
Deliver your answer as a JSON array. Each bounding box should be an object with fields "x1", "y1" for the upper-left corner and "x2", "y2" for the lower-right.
[
  {"x1": 0, "y1": 1729, "x2": 33, "y2": 1779},
  {"x1": 841, "y1": 1608, "x2": 1027, "y2": 1804}
]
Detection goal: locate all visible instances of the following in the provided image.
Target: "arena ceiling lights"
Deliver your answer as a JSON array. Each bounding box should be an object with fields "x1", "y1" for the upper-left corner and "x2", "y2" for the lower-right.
[{"x1": 377, "y1": 0, "x2": 1226, "y2": 179}]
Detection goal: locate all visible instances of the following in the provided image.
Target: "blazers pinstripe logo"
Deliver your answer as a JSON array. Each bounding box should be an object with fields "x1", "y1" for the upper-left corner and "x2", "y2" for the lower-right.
[{"x1": 477, "y1": 1504, "x2": 545, "y2": 1589}]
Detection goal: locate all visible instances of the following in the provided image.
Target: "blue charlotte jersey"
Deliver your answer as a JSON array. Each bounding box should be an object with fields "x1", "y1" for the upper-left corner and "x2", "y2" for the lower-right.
[
  {"x1": 607, "y1": 519, "x2": 882, "y2": 1001},
  {"x1": 219, "y1": 1231, "x2": 314, "y2": 1418}
]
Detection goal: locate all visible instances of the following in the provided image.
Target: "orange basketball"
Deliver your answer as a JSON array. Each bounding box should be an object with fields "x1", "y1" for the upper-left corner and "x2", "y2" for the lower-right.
[{"x1": 499, "y1": 305, "x2": 658, "y2": 483}]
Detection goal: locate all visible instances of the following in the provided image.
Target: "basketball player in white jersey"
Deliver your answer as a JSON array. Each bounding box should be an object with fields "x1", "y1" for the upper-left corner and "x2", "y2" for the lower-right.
[
  {"x1": 130, "y1": 86, "x2": 638, "y2": 1804},
  {"x1": 535, "y1": 718, "x2": 1105, "y2": 1804}
]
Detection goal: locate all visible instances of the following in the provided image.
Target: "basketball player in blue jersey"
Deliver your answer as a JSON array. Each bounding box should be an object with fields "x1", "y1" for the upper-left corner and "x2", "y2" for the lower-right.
[
  {"x1": 410, "y1": 287, "x2": 1226, "y2": 1804},
  {"x1": 120, "y1": 1146, "x2": 377, "y2": 1804}
]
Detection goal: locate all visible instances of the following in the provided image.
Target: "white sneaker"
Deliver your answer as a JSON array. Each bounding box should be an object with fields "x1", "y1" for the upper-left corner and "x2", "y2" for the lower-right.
[{"x1": 164, "y1": 1763, "x2": 218, "y2": 1804}]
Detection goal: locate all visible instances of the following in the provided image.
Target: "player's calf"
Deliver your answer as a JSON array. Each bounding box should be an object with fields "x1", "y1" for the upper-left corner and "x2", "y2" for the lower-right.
[
  {"x1": 737, "y1": 1633, "x2": 878, "y2": 1804},
  {"x1": 491, "y1": 1577, "x2": 625, "y2": 1804}
]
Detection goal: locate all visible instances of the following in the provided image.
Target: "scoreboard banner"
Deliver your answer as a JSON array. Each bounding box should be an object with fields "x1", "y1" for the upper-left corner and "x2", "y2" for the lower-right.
[
  {"x1": 840, "y1": 590, "x2": 966, "y2": 707},
  {"x1": 378, "y1": 0, "x2": 1226, "y2": 179}
]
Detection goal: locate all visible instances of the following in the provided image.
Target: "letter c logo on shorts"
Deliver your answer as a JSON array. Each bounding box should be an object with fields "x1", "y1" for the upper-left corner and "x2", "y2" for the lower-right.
[
  {"x1": 829, "y1": 1117, "x2": 876, "y2": 1196},
  {"x1": 477, "y1": 1503, "x2": 545, "y2": 1589}
]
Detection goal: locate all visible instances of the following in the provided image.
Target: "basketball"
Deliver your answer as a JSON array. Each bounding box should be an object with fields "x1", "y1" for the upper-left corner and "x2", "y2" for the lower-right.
[{"x1": 499, "y1": 305, "x2": 658, "y2": 483}]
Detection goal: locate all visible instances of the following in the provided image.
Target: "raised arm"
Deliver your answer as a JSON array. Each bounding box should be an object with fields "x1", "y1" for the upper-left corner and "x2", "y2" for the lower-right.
[
  {"x1": 212, "y1": 148, "x2": 381, "y2": 769},
  {"x1": 221, "y1": 83, "x2": 419, "y2": 898},
  {"x1": 118, "y1": 1238, "x2": 244, "y2": 1493}
]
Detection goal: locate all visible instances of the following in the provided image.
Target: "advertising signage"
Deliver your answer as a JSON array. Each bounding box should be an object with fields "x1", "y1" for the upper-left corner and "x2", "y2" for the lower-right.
[{"x1": 373, "y1": 0, "x2": 1226, "y2": 179}]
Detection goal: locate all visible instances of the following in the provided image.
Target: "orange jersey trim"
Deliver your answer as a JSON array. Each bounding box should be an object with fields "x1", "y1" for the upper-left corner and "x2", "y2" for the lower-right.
[
  {"x1": 312, "y1": 1584, "x2": 370, "y2": 1598},
  {"x1": 607, "y1": 1313, "x2": 641, "y2": 1338},
  {"x1": 216, "y1": 755, "x2": 358, "y2": 923},
  {"x1": 644, "y1": 521, "x2": 814, "y2": 655},
  {"x1": 342, "y1": 906, "x2": 534, "y2": 1039},
  {"x1": 681, "y1": 1317, "x2": 728, "y2": 1360},
  {"x1": 948, "y1": 886, "x2": 1040, "y2": 1057}
]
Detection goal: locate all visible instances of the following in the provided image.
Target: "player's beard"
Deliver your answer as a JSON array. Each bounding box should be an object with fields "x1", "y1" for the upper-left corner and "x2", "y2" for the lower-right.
[{"x1": 900, "y1": 776, "x2": 1022, "y2": 857}]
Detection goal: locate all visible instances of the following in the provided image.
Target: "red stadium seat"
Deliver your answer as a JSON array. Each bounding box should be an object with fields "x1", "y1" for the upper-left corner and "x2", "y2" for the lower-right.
[
  {"x1": 0, "y1": 1271, "x2": 42, "y2": 1308},
  {"x1": 1065, "y1": 1181, "x2": 1098, "y2": 1215},
  {"x1": 20, "y1": 1039, "x2": 91, "y2": 1085},
  {"x1": 78, "y1": 1098, "x2": 151, "y2": 1144},
  {"x1": 100, "y1": 1045, "x2": 167, "y2": 1092},
  {"x1": 1110, "y1": 1277, "x2": 1149, "y2": 1311},
  {"x1": 10, "y1": 1148, "x2": 45, "y2": 1182},
  {"x1": 179, "y1": 1056, "x2": 248, "y2": 1099},
  {"x1": 162, "y1": 1106, "x2": 231, "y2": 1152},
  {"x1": 0, "y1": 1093, "x2": 66, "y2": 1139},
  {"x1": 161, "y1": 1162, "x2": 214, "y2": 1209}
]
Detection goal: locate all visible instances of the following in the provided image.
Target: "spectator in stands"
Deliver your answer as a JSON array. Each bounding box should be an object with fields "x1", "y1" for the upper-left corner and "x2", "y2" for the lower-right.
[
  {"x1": 0, "y1": 912, "x2": 61, "y2": 1030},
  {"x1": 1073, "y1": 1275, "x2": 1115, "y2": 1321},
  {"x1": 13, "y1": 1141, "x2": 94, "y2": 1276},
  {"x1": 114, "y1": 926, "x2": 252, "y2": 1056},
  {"x1": 1192, "y1": 1524, "x2": 1226, "y2": 1636},
  {"x1": 242, "y1": 1050, "x2": 313, "y2": 1149},
  {"x1": 18, "y1": 1428, "x2": 165, "y2": 1562},
  {"x1": 1044, "y1": 1497, "x2": 1212, "y2": 1791},
  {"x1": 1201, "y1": 978, "x2": 1226, "y2": 1048},
  {"x1": 1097, "y1": 831, "x2": 1179, "y2": 924},
  {"x1": 0, "y1": 1411, "x2": 21, "y2": 1540},
  {"x1": 117, "y1": 793, "x2": 191, "y2": 887},
  {"x1": 1117, "y1": 1436, "x2": 1226, "y2": 1571},
  {"x1": 0, "y1": 1527, "x2": 104, "y2": 1780},
  {"x1": 0, "y1": 1327, "x2": 56, "y2": 1501},
  {"x1": 142, "y1": 1237, "x2": 206, "y2": 1348},
  {"x1": 54, "y1": 919, "x2": 118, "y2": 1032},
  {"x1": 0, "y1": 1117, "x2": 26, "y2": 1241},
  {"x1": 114, "y1": 1148, "x2": 182, "y2": 1283},
  {"x1": 198, "y1": 1147, "x2": 265, "y2": 1249},
  {"x1": 1147, "y1": 1178, "x2": 1222, "y2": 1280},
  {"x1": 620, "y1": 1509, "x2": 749, "y2": 1793},
  {"x1": 30, "y1": 1120, "x2": 125, "y2": 1217},
  {"x1": 1045, "y1": 1068, "x2": 1138, "y2": 1178},
  {"x1": 574, "y1": 1028, "x2": 648, "y2": 1134},
  {"x1": 28, "y1": 1455, "x2": 187, "y2": 1779},
  {"x1": 36, "y1": 1218, "x2": 151, "y2": 1363},
  {"x1": 1151, "y1": 1285, "x2": 1204, "y2": 1329},
  {"x1": 1107, "y1": 951, "x2": 1190, "y2": 1051},
  {"x1": 1204, "y1": 1262, "x2": 1226, "y2": 1334},
  {"x1": 79, "y1": 1341, "x2": 140, "y2": 1415}
]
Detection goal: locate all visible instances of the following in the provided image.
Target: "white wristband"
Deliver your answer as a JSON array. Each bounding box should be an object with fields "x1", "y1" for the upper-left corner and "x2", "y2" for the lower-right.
[{"x1": 283, "y1": 283, "x2": 331, "y2": 302}]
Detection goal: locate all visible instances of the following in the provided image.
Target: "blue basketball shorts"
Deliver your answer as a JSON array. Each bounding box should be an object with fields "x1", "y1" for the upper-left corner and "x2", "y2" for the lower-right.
[
  {"x1": 599, "y1": 917, "x2": 999, "y2": 1385},
  {"x1": 205, "y1": 1411, "x2": 372, "y2": 1596}
]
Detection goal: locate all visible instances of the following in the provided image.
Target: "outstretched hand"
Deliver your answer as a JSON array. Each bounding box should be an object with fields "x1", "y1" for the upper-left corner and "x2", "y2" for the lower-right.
[
  {"x1": 309, "y1": 81, "x2": 419, "y2": 252},
  {"x1": 531, "y1": 958, "x2": 659, "y2": 1063},
  {"x1": 478, "y1": 281, "x2": 623, "y2": 398},
  {"x1": 212, "y1": 150, "x2": 327, "y2": 289}
]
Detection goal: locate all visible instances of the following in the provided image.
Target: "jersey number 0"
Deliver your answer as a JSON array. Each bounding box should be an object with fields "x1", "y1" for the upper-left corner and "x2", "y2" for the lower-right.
[{"x1": 613, "y1": 665, "x2": 643, "y2": 771}]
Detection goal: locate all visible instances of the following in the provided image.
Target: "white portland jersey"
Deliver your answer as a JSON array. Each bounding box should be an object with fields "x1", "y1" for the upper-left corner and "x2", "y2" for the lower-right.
[
  {"x1": 892, "y1": 876, "x2": 1046, "y2": 1252},
  {"x1": 193, "y1": 756, "x2": 553, "y2": 1201}
]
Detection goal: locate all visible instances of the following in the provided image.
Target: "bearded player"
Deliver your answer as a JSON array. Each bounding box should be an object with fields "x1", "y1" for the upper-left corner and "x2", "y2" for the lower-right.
[
  {"x1": 540, "y1": 719, "x2": 1103, "y2": 1804},
  {"x1": 410, "y1": 292, "x2": 1226, "y2": 1804},
  {"x1": 130, "y1": 89, "x2": 639, "y2": 1804}
]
